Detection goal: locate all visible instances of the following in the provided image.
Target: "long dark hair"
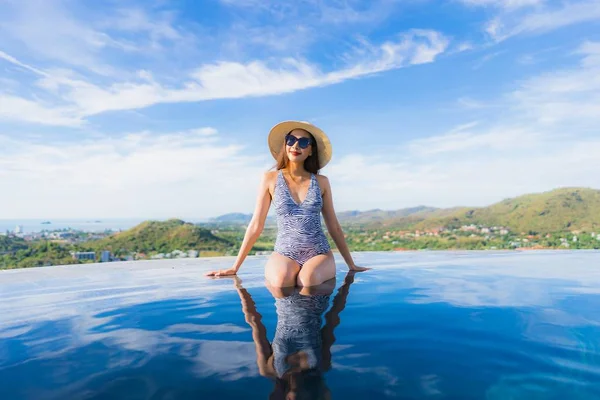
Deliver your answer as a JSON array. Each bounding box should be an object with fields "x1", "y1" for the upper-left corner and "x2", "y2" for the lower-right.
[
  {"x1": 273, "y1": 129, "x2": 320, "y2": 174},
  {"x1": 270, "y1": 369, "x2": 327, "y2": 400}
]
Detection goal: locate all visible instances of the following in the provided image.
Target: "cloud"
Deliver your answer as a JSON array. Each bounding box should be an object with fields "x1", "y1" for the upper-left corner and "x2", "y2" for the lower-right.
[
  {"x1": 3, "y1": 39, "x2": 600, "y2": 217},
  {"x1": 0, "y1": 94, "x2": 82, "y2": 126},
  {"x1": 512, "y1": 41, "x2": 600, "y2": 123},
  {"x1": 0, "y1": 30, "x2": 449, "y2": 125},
  {"x1": 0, "y1": 0, "x2": 189, "y2": 74},
  {"x1": 0, "y1": 127, "x2": 270, "y2": 218},
  {"x1": 460, "y1": 0, "x2": 544, "y2": 9},
  {"x1": 407, "y1": 124, "x2": 542, "y2": 155},
  {"x1": 219, "y1": 0, "x2": 396, "y2": 25},
  {"x1": 325, "y1": 42, "x2": 600, "y2": 211},
  {"x1": 482, "y1": 0, "x2": 600, "y2": 41}
]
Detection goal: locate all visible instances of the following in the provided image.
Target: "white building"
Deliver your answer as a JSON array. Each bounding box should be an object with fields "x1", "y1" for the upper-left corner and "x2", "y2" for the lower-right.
[{"x1": 14, "y1": 225, "x2": 23, "y2": 234}]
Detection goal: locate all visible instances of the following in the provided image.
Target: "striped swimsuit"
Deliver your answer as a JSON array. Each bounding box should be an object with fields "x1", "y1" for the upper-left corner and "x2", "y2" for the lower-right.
[
  {"x1": 272, "y1": 292, "x2": 331, "y2": 377},
  {"x1": 273, "y1": 169, "x2": 331, "y2": 266}
]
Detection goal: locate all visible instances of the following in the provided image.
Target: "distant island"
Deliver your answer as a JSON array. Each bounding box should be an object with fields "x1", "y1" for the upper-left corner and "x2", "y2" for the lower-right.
[
  {"x1": 41, "y1": 221, "x2": 51, "y2": 224},
  {"x1": 1, "y1": 187, "x2": 599, "y2": 269}
]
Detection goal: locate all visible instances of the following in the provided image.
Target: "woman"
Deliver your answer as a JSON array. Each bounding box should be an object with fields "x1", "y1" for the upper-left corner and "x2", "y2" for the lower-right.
[
  {"x1": 232, "y1": 271, "x2": 358, "y2": 399},
  {"x1": 206, "y1": 120, "x2": 369, "y2": 286}
]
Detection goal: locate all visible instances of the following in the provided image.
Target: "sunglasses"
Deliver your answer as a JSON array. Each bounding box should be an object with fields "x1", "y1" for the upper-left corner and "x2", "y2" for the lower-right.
[{"x1": 285, "y1": 134, "x2": 312, "y2": 149}]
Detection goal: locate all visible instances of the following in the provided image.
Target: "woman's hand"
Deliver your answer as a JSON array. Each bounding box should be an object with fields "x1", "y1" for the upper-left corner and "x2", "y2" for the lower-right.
[
  {"x1": 205, "y1": 267, "x2": 238, "y2": 277},
  {"x1": 349, "y1": 264, "x2": 371, "y2": 272}
]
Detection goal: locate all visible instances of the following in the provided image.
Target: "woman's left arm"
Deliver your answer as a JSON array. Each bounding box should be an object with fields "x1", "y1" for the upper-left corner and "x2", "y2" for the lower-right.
[{"x1": 320, "y1": 175, "x2": 370, "y2": 272}]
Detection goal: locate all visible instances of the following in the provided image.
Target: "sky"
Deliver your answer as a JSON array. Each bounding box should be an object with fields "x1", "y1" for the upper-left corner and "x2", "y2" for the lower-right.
[{"x1": 1, "y1": 0, "x2": 599, "y2": 220}]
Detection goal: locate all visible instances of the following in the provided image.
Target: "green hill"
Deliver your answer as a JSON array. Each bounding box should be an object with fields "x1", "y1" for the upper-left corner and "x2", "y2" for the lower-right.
[
  {"x1": 343, "y1": 187, "x2": 600, "y2": 233},
  {"x1": 439, "y1": 187, "x2": 600, "y2": 233},
  {"x1": 0, "y1": 236, "x2": 29, "y2": 253},
  {"x1": 90, "y1": 219, "x2": 232, "y2": 255}
]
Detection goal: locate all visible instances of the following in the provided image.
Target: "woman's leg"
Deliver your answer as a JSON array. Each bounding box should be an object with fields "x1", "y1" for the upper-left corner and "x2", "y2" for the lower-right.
[
  {"x1": 265, "y1": 251, "x2": 301, "y2": 288},
  {"x1": 296, "y1": 250, "x2": 336, "y2": 287}
]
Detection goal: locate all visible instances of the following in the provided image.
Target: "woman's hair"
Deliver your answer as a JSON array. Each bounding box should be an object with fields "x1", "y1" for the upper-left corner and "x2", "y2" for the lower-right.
[
  {"x1": 274, "y1": 129, "x2": 320, "y2": 174},
  {"x1": 270, "y1": 369, "x2": 327, "y2": 400}
]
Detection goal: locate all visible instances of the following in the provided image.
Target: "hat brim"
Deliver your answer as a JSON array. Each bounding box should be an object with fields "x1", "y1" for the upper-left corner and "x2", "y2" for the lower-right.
[{"x1": 268, "y1": 121, "x2": 332, "y2": 169}]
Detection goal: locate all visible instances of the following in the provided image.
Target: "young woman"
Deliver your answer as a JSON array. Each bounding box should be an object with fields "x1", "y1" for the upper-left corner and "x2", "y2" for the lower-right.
[{"x1": 206, "y1": 121, "x2": 369, "y2": 286}]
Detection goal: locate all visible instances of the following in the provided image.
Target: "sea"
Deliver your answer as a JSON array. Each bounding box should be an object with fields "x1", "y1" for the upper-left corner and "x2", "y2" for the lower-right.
[
  {"x1": 0, "y1": 219, "x2": 176, "y2": 233},
  {"x1": 1, "y1": 251, "x2": 599, "y2": 399}
]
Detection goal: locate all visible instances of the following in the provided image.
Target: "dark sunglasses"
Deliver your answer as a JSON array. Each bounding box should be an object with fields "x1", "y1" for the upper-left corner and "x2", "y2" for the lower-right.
[{"x1": 285, "y1": 134, "x2": 312, "y2": 149}]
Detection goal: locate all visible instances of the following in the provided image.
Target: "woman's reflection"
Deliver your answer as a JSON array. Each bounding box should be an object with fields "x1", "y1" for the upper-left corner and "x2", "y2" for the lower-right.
[{"x1": 232, "y1": 272, "x2": 357, "y2": 400}]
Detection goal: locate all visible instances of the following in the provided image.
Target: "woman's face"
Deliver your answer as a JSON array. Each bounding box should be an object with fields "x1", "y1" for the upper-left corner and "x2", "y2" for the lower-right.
[{"x1": 286, "y1": 129, "x2": 312, "y2": 163}]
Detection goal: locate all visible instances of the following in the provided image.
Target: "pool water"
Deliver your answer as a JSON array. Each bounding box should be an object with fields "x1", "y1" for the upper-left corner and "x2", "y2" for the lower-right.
[{"x1": 1, "y1": 251, "x2": 600, "y2": 399}]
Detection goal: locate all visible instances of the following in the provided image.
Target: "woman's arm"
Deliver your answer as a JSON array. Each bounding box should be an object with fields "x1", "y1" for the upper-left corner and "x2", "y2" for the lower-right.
[
  {"x1": 320, "y1": 271, "x2": 357, "y2": 371},
  {"x1": 206, "y1": 172, "x2": 272, "y2": 276},
  {"x1": 320, "y1": 176, "x2": 369, "y2": 271},
  {"x1": 231, "y1": 277, "x2": 275, "y2": 377}
]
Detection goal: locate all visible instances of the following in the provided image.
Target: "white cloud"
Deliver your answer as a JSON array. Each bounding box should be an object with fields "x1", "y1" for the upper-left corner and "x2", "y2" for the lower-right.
[
  {"x1": 0, "y1": 0, "x2": 121, "y2": 75},
  {"x1": 407, "y1": 125, "x2": 541, "y2": 155},
  {"x1": 326, "y1": 42, "x2": 600, "y2": 211},
  {"x1": 482, "y1": 0, "x2": 600, "y2": 41},
  {"x1": 3, "y1": 40, "x2": 600, "y2": 218},
  {"x1": 460, "y1": 0, "x2": 544, "y2": 9},
  {"x1": 0, "y1": 0, "x2": 190, "y2": 75},
  {"x1": 0, "y1": 30, "x2": 449, "y2": 125},
  {"x1": 0, "y1": 94, "x2": 82, "y2": 126},
  {"x1": 512, "y1": 41, "x2": 600, "y2": 123},
  {"x1": 0, "y1": 128, "x2": 270, "y2": 219}
]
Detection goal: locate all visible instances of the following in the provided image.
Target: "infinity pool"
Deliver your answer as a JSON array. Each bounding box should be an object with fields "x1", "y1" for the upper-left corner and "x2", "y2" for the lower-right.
[{"x1": 1, "y1": 251, "x2": 600, "y2": 399}]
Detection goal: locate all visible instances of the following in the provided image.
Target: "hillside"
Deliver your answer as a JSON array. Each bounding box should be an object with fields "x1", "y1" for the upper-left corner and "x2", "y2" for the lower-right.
[
  {"x1": 432, "y1": 187, "x2": 600, "y2": 233},
  {"x1": 90, "y1": 219, "x2": 232, "y2": 255},
  {"x1": 0, "y1": 236, "x2": 29, "y2": 253},
  {"x1": 386, "y1": 188, "x2": 600, "y2": 233},
  {"x1": 207, "y1": 187, "x2": 600, "y2": 233}
]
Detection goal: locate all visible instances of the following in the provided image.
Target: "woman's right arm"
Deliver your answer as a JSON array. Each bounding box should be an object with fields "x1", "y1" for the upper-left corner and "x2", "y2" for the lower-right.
[{"x1": 205, "y1": 172, "x2": 272, "y2": 276}]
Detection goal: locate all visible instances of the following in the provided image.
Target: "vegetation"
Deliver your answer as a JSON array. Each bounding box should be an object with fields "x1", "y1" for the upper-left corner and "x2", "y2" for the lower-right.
[
  {"x1": 86, "y1": 219, "x2": 232, "y2": 256},
  {"x1": 2, "y1": 187, "x2": 600, "y2": 270},
  {"x1": 1, "y1": 240, "x2": 80, "y2": 269}
]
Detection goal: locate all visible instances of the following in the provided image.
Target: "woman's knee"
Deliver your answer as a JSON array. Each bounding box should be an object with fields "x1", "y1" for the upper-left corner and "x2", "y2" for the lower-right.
[
  {"x1": 265, "y1": 253, "x2": 300, "y2": 287},
  {"x1": 296, "y1": 253, "x2": 336, "y2": 287},
  {"x1": 296, "y1": 271, "x2": 323, "y2": 287},
  {"x1": 267, "y1": 270, "x2": 297, "y2": 287}
]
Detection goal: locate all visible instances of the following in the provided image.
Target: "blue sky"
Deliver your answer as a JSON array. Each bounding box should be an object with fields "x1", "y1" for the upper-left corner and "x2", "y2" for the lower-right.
[{"x1": 1, "y1": 0, "x2": 599, "y2": 219}]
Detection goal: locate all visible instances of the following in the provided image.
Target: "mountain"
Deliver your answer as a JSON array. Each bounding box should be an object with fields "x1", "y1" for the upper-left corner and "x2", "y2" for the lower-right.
[
  {"x1": 418, "y1": 187, "x2": 600, "y2": 233},
  {"x1": 201, "y1": 213, "x2": 276, "y2": 227},
  {"x1": 370, "y1": 187, "x2": 600, "y2": 233},
  {"x1": 336, "y1": 206, "x2": 439, "y2": 225},
  {"x1": 212, "y1": 213, "x2": 253, "y2": 224},
  {"x1": 206, "y1": 187, "x2": 600, "y2": 233},
  {"x1": 90, "y1": 219, "x2": 232, "y2": 254}
]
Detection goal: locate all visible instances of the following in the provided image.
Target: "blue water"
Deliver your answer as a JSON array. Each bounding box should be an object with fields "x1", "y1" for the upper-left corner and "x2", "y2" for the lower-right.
[
  {"x1": 0, "y1": 219, "x2": 146, "y2": 234},
  {"x1": 1, "y1": 251, "x2": 600, "y2": 399}
]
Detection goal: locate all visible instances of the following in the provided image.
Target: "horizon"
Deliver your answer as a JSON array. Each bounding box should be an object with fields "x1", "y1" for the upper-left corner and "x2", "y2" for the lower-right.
[
  {"x1": 1, "y1": 0, "x2": 600, "y2": 219},
  {"x1": 2, "y1": 185, "x2": 597, "y2": 222}
]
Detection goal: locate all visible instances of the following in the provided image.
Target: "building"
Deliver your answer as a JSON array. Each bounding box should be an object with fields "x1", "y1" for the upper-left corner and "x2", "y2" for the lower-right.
[
  {"x1": 14, "y1": 225, "x2": 23, "y2": 234},
  {"x1": 71, "y1": 251, "x2": 96, "y2": 261},
  {"x1": 100, "y1": 251, "x2": 111, "y2": 262}
]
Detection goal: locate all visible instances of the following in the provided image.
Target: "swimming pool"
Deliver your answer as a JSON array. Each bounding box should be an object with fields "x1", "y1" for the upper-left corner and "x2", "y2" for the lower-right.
[{"x1": 1, "y1": 251, "x2": 600, "y2": 399}]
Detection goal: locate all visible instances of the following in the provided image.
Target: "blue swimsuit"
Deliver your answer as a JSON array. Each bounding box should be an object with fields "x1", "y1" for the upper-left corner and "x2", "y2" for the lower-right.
[
  {"x1": 273, "y1": 169, "x2": 331, "y2": 266},
  {"x1": 272, "y1": 292, "x2": 330, "y2": 377}
]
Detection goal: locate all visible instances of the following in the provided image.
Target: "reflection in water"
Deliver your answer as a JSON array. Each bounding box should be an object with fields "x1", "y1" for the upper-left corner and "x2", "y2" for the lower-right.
[
  {"x1": 233, "y1": 272, "x2": 357, "y2": 400},
  {"x1": 2, "y1": 252, "x2": 600, "y2": 399}
]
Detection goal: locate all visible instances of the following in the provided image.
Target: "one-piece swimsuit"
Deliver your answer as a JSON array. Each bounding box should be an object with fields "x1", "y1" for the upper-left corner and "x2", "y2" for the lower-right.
[{"x1": 273, "y1": 169, "x2": 331, "y2": 266}]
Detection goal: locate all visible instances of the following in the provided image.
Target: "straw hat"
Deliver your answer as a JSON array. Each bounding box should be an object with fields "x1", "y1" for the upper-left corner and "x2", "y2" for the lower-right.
[{"x1": 268, "y1": 121, "x2": 333, "y2": 169}]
